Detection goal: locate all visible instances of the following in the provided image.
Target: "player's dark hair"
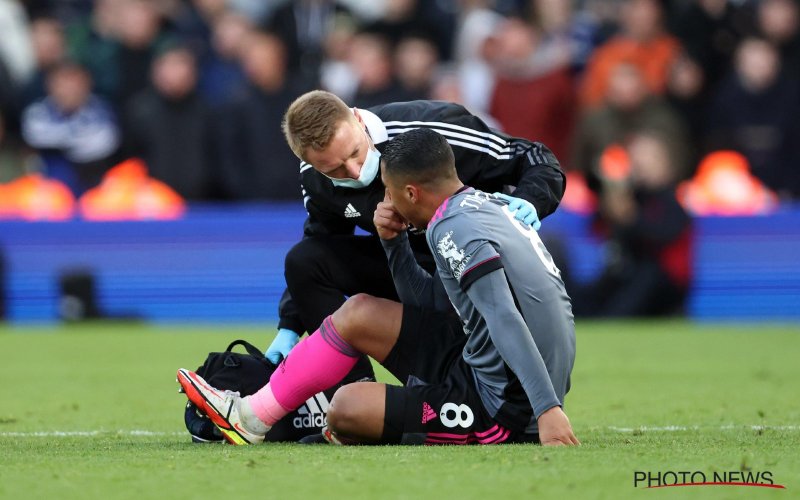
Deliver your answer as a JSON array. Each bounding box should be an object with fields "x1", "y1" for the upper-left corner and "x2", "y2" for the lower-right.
[{"x1": 382, "y1": 128, "x2": 456, "y2": 187}]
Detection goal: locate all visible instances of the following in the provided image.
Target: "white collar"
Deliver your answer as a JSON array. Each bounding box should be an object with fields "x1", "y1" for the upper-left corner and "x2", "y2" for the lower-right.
[{"x1": 358, "y1": 108, "x2": 388, "y2": 145}]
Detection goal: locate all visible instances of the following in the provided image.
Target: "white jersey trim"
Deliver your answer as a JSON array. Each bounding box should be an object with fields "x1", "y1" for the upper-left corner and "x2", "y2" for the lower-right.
[{"x1": 383, "y1": 120, "x2": 507, "y2": 149}]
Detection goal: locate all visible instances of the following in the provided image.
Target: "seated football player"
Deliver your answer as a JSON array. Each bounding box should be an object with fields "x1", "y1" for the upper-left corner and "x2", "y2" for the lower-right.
[{"x1": 178, "y1": 128, "x2": 579, "y2": 446}]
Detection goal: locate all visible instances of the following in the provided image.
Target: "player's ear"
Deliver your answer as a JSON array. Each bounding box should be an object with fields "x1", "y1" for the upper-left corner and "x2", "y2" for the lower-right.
[
  {"x1": 406, "y1": 184, "x2": 419, "y2": 203},
  {"x1": 353, "y1": 107, "x2": 363, "y2": 124}
]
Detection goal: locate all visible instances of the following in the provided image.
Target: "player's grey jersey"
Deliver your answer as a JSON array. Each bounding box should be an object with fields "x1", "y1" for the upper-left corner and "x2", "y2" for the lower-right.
[{"x1": 425, "y1": 187, "x2": 576, "y2": 433}]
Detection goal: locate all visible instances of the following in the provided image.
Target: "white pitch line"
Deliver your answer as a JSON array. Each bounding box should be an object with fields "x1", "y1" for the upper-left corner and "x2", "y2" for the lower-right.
[
  {"x1": 1, "y1": 425, "x2": 798, "y2": 438},
  {"x1": 0, "y1": 430, "x2": 184, "y2": 437},
  {"x1": 606, "y1": 425, "x2": 800, "y2": 433}
]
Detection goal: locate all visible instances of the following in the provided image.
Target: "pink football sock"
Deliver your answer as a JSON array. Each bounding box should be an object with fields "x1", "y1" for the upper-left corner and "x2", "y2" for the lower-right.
[{"x1": 248, "y1": 316, "x2": 359, "y2": 426}]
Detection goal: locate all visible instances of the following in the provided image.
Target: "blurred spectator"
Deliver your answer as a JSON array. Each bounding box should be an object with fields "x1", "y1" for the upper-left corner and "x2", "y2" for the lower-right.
[
  {"x1": 196, "y1": 11, "x2": 251, "y2": 108},
  {"x1": 394, "y1": 34, "x2": 439, "y2": 100},
  {"x1": 21, "y1": 61, "x2": 121, "y2": 195},
  {"x1": 113, "y1": 0, "x2": 172, "y2": 108},
  {"x1": 264, "y1": 0, "x2": 354, "y2": 85},
  {"x1": 348, "y1": 31, "x2": 415, "y2": 108},
  {"x1": 665, "y1": 52, "x2": 706, "y2": 168},
  {"x1": 22, "y1": 0, "x2": 94, "y2": 24},
  {"x1": 7, "y1": 0, "x2": 800, "y2": 208},
  {"x1": 579, "y1": 0, "x2": 624, "y2": 44},
  {"x1": 228, "y1": 0, "x2": 279, "y2": 25},
  {"x1": 67, "y1": 0, "x2": 172, "y2": 109},
  {"x1": 429, "y1": 66, "x2": 465, "y2": 103},
  {"x1": 193, "y1": 0, "x2": 230, "y2": 22},
  {"x1": 319, "y1": 12, "x2": 359, "y2": 100},
  {"x1": 484, "y1": 15, "x2": 572, "y2": 79},
  {"x1": 0, "y1": 55, "x2": 14, "y2": 119},
  {"x1": 217, "y1": 31, "x2": 308, "y2": 199},
  {"x1": 428, "y1": 66, "x2": 502, "y2": 129},
  {"x1": 580, "y1": 0, "x2": 681, "y2": 108},
  {"x1": 572, "y1": 62, "x2": 689, "y2": 180},
  {"x1": 65, "y1": 0, "x2": 122, "y2": 101},
  {"x1": 0, "y1": 110, "x2": 28, "y2": 183},
  {"x1": 756, "y1": 0, "x2": 800, "y2": 72},
  {"x1": 527, "y1": 0, "x2": 600, "y2": 72},
  {"x1": 706, "y1": 38, "x2": 800, "y2": 198},
  {"x1": 19, "y1": 15, "x2": 66, "y2": 108},
  {"x1": 0, "y1": 0, "x2": 34, "y2": 85},
  {"x1": 170, "y1": 0, "x2": 228, "y2": 59},
  {"x1": 669, "y1": 0, "x2": 745, "y2": 90},
  {"x1": 337, "y1": 0, "x2": 387, "y2": 21},
  {"x1": 365, "y1": 0, "x2": 456, "y2": 61},
  {"x1": 125, "y1": 45, "x2": 213, "y2": 200},
  {"x1": 571, "y1": 131, "x2": 692, "y2": 317},
  {"x1": 153, "y1": 1, "x2": 185, "y2": 21},
  {"x1": 488, "y1": 18, "x2": 577, "y2": 163},
  {"x1": 452, "y1": 0, "x2": 505, "y2": 114}
]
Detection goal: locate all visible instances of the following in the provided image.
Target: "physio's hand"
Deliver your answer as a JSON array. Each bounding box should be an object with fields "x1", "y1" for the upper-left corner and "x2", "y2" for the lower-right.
[
  {"x1": 494, "y1": 193, "x2": 541, "y2": 230},
  {"x1": 537, "y1": 406, "x2": 580, "y2": 446},
  {"x1": 374, "y1": 193, "x2": 408, "y2": 240},
  {"x1": 265, "y1": 328, "x2": 300, "y2": 364}
]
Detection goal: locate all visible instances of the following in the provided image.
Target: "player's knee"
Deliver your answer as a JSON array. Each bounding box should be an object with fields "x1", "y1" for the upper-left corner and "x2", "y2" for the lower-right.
[
  {"x1": 332, "y1": 293, "x2": 379, "y2": 341},
  {"x1": 285, "y1": 237, "x2": 327, "y2": 284},
  {"x1": 327, "y1": 385, "x2": 366, "y2": 436}
]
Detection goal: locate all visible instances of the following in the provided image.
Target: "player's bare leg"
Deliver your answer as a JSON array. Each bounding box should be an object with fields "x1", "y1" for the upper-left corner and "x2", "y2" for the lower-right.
[{"x1": 325, "y1": 382, "x2": 388, "y2": 443}]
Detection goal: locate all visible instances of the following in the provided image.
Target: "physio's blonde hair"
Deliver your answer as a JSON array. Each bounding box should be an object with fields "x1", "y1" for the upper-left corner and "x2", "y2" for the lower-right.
[{"x1": 282, "y1": 90, "x2": 354, "y2": 160}]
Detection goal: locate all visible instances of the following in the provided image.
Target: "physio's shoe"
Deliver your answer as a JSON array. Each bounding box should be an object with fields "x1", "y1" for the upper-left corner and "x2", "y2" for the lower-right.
[{"x1": 177, "y1": 368, "x2": 267, "y2": 445}]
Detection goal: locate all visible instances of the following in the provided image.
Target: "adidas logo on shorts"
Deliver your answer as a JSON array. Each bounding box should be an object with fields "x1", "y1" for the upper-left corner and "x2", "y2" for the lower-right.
[
  {"x1": 421, "y1": 402, "x2": 437, "y2": 424},
  {"x1": 293, "y1": 393, "x2": 330, "y2": 429},
  {"x1": 344, "y1": 203, "x2": 361, "y2": 218}
]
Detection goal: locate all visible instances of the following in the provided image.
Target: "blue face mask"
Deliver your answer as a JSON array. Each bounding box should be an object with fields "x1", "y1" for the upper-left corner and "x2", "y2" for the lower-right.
[{"x1": 326, "y1": 132, "x2": 381, "y2": 189}]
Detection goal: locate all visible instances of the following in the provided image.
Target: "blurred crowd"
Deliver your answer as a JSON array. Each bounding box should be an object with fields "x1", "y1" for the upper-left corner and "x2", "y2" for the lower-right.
[
  {"x1": 2, "y1": 0, "x2": 799, "y2": 319},
  {"x1": 0, "y1": 0, "x2": 799, "y2": 204}
]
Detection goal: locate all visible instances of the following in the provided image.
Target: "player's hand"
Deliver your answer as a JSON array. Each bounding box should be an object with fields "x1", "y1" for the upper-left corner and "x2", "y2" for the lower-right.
[
  {"x1": 374, "y1": 193, "x2": 408, "y2": 240},
  {"x1": 494, "y1": 193, "x2": 541, "y2": 230},
  {"x1": 537, "y1": 406, "x2": 580, "y2": 446},
  {"x1": 265, "y1": 328, "x2": 300, "y2": 364}
]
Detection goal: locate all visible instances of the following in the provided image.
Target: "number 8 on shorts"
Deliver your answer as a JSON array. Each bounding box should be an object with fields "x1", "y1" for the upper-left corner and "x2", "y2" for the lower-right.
[{"x1": 439, "y1": 402, "x2": 475, "y2": 428}]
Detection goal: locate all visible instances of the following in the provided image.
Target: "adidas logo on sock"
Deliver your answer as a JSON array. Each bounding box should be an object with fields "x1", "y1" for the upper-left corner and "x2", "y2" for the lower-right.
[
  {"x1": 293, "y1": 393, "x2": 330, "y2": 429},
  {"x1": 421, "y1": 402, "x2": 437, "y2": 424},
  {"x1": 344, "y1": 203, "x2": 361, "y2": 218}
]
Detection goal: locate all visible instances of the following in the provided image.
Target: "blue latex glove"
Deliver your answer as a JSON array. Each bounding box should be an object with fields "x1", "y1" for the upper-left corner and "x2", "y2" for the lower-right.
[
  {"x1": 494, "y1": 193, "x2": 541, "y2": 230},
  {"x1": 265, "y1": 328, "x2": 300, "y2": 364}
]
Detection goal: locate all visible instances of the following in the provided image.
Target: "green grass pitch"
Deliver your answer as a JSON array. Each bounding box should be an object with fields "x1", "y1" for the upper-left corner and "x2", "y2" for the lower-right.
[{"x1": 1, "y1": 321, "x2": 798, "y2": 499}]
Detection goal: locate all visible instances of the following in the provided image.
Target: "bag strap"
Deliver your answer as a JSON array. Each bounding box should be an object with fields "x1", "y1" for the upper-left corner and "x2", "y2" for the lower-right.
[{"x1": 225, "y1": 339, "x2": 265, "y2": 359}]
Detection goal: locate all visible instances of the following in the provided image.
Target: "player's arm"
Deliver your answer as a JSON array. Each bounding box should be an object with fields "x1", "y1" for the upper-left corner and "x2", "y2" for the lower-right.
[
  {"x1": 459, "y1": 261, "x2": 560, "y2": 416},
  {"x1": 376, "y1": 199, "x2": 450, "y2": 310},
  {"x1": 461, "y1": 264, "x2": 579, "y2": 446},
  {"x1": 438, "y1": 104, "x2": 566, "y2": 220}
]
